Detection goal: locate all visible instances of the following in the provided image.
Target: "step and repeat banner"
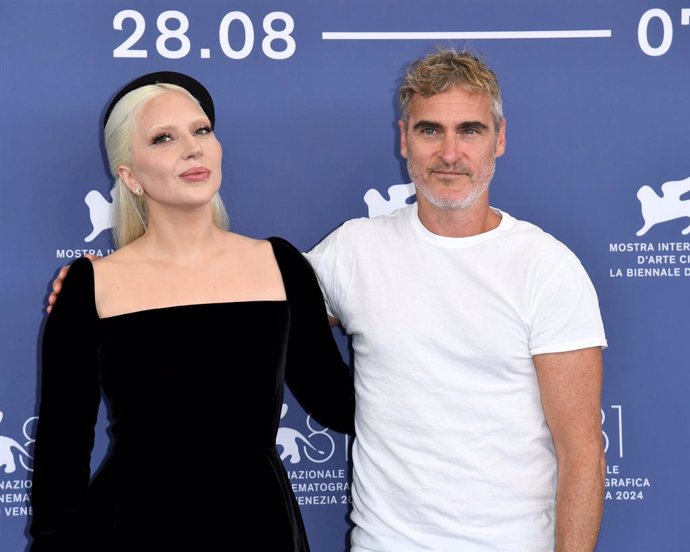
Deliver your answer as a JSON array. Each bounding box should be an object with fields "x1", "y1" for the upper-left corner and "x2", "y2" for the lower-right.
[{"x1": 1, "y1": 1, "x2": 688, "y2": 550}]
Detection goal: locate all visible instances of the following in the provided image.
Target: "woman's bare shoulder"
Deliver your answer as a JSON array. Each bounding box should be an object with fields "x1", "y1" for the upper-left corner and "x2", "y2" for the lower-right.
[
  {"x1": 221, "y1": 231, "x2": 273, "y2": 256},
  {"x1": 90, "y1": 243, "x2": 143, "y2": 281}
]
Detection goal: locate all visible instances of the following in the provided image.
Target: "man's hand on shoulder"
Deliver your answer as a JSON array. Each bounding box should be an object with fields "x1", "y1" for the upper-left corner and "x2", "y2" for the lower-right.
[{"x1": 46, "y1": 253, "x2": 100, "y2": 313}]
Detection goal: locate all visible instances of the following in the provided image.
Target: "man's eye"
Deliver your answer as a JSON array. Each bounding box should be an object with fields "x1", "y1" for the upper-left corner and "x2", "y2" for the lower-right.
[{"x1": 422, "y1": 128, "x2": 438, "y2": 135}]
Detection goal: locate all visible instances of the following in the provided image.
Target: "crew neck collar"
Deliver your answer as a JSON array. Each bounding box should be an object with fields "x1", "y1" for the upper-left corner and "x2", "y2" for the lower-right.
[{"x1": 408, "y1": 203, "x2": 509, "y2": 247}]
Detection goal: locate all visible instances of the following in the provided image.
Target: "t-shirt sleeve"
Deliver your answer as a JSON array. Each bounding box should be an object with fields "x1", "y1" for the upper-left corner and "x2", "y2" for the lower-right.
[
  {"x1": 529, "y1": 255, "x2": 607, "y2": 355},
  {"x1": 304, "y1": 226, "x2": 346, "y2": 322},
  {"x1": 30, "y1": 258, "x2": 101, "y2": 552},
  {"x1": 269, "y1": 237, "x2": 355, "y2": 435}
]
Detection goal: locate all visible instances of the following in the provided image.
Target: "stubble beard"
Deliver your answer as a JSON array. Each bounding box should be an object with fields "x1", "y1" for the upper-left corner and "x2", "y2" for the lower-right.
[{"x1": 408, "y1": 158, "x2": 495, "y2": 211}]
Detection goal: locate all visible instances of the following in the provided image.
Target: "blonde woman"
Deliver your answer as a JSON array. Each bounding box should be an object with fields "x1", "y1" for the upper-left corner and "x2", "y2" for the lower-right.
[{"x1": 30, "y1": 72, "x2": 354, "y2": 552}]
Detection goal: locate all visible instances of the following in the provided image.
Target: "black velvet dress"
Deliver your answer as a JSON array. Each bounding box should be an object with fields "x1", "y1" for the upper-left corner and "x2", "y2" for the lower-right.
[{"x1": 29, "y1": 237, "x2": 354, "y2": 552}]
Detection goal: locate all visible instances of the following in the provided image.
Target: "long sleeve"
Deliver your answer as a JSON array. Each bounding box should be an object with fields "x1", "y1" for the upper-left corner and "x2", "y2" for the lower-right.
[
  {"x1": 269, "y1": 237, "x2": 355, "y2": 435},
  {"x1": 29, "y1": 258, "x2": 101, "y2": 552}
]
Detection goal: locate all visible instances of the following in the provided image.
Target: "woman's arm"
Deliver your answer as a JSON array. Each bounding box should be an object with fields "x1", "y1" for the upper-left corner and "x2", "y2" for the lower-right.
[
  {"x1": 30, "y1": 258, "x2": 101, "y2": 551},
  {"x1": 269, "y1": 237, "x2": 355, "y2": 435}
]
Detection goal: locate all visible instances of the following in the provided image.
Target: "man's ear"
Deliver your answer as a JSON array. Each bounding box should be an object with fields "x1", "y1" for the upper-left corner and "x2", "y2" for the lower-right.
[
  {"x1": 495, "y1": 118, "x2": 506, "y2": 158},
  {"x1": 399, "y1": 119, "x2": 408, "y2": 159}
]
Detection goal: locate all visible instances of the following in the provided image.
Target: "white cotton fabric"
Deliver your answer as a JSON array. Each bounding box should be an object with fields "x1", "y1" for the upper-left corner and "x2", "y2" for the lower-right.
[{"x1": 307, "y1": 204, "x2": 607, "y2": 552}]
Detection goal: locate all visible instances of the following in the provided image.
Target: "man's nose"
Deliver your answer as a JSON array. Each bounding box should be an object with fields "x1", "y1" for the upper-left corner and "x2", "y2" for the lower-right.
[{"x1": 437, "y1": 135, "x2": 463, "y2": 165}]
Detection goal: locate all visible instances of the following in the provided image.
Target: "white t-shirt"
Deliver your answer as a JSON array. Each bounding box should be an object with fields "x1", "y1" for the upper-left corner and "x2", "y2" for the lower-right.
[{"x1": 307, "y1": 204, "x2": 607, "y2": 552}]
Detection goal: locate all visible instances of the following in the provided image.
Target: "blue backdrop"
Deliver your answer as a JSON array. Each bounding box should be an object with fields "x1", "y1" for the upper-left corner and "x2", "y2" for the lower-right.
[{"x1": 1, "y1": 1, "x2": 688, "y2": 550}]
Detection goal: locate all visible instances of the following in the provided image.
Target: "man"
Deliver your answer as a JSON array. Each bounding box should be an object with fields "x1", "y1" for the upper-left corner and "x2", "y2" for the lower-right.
[
  {"x1": 50, "y1": 49, "x2": 606, "y2": 551},
  {"x1": 306, "y1": 49, "x2": 606, "y2": 551}
]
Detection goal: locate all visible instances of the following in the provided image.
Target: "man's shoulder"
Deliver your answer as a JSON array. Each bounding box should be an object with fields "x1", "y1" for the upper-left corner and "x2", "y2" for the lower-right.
[
  {"x1": 325, "y1": 205, "x2": 413, "y2": 243},
  {"x1": 499, "y1": 211, "x2": 578, "y2": 262}
]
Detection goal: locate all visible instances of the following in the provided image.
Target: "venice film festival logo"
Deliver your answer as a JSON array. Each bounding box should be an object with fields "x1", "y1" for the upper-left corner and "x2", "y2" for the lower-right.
[
  {"x1": 0, "y1": 411, "x2": 35, "y2": 519},
  {"x1": 635, "y1": 176, "x2": 690, "y2": 237},
  {"x1": 608, "y1": 175, "x2": 690, "y2": 280},
  {"x1": 84, "y1": 187, "x2": 117, "y2": 243},
  {"x1": 277, "y1": 404, "x2": 336, "y2": 464},
  {"x1": 279, "y1": 404, "x2": 351, "y2": 506},
  {"x1": 0, "y1": 411, "x2": 34, "y2": 475},
  {"x1": 364, "y1": 182, "x2": 416, "y2": 217},
  {"x1": 56, "y1": 187, "x2": 116, "y2": 258}
]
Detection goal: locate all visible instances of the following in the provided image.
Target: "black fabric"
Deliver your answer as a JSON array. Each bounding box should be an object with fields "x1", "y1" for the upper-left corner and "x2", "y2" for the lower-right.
[
  {"x1": 29, "y1": 237, "x2": 354, "y2": 552},
  {"x1": 103, "y1": 71, "x2": 215, "y2": 128}
]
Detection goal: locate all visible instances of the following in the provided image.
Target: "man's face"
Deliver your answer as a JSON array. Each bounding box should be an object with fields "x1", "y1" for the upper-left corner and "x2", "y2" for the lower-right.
[{"x1": 400, "y1": 85, "x2": 506, "y2": 211}]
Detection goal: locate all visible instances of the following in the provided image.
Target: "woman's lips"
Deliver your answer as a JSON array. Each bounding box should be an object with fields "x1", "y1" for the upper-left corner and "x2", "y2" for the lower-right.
[{"x1": 179, "y1": 167, "x2": 210, "y2": 181}]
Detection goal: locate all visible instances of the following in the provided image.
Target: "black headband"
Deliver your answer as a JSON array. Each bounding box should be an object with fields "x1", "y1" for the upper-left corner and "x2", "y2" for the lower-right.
[{"x1": 103, "y1": 71, "x2": 215, "y2": 128}]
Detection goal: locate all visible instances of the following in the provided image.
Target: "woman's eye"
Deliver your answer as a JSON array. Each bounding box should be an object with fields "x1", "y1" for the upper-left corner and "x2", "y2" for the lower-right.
[
  {"x1": 195, "y1": 126, "x2": 212, "y2": 136},
  {"x1": 151, "y1": 133, "x2": 172, "y2": 145}
]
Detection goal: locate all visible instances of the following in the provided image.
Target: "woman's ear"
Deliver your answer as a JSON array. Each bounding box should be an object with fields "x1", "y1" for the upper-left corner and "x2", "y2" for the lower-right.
[{"x1": 118, "y1": 165, "x2": 138, "y2": 193}]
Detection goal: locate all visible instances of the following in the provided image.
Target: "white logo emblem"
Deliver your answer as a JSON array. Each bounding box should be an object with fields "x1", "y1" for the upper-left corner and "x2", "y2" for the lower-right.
[
  {"x1": 84, "y1": 187, "x2": 117, "y2": 242},
  {"x1": 636, "y1": 176, "x2": 690, "y2": 236},
  {"x1": 277, "y1": 404, "x2": 334, "y2": 464},
  {"x1": 0, "y1": 412, "x2": 35, "y2": 474},
  {"x1": 363, "y1": 182, "x2": 416, "y2": 218}
]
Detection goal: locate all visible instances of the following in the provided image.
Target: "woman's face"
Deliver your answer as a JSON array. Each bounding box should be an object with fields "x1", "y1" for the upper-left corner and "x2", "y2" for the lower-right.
[{"x1": 119, "y1": 90, "x2": 222, "y2": 214}]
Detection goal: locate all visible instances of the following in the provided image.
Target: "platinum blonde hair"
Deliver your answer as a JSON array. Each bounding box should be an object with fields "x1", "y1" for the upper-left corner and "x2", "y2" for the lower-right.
[{"x1": 104, "y1": 83, "x2": 229, "y2": 248}]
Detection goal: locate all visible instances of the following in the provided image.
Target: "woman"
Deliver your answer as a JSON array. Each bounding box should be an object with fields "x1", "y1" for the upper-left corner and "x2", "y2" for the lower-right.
[{"x1": 29, "y1": 72, "x2": 354, "y2": 551}]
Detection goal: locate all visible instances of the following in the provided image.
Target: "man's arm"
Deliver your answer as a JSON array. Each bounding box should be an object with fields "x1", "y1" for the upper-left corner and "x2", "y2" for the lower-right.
[
  {"x1": 47, "y1": 265, "x2": 70, "y2": 313},
  {"x1": 533, "y1": 346, "x2": 605, "y2": 552}
]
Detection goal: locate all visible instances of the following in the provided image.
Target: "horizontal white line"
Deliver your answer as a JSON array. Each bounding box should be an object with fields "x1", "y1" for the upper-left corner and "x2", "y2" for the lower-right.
[{"x1": 322, "y1": 30, "x2": 612, "y2": 40}]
